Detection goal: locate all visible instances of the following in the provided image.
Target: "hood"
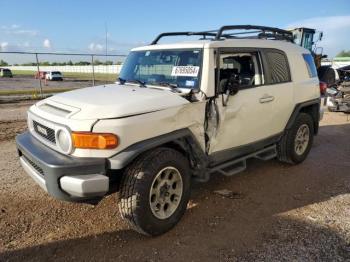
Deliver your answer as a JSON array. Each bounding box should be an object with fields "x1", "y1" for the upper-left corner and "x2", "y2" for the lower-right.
[{"x1": 44, "y1": 84, "x2": 189, "y2": 120}]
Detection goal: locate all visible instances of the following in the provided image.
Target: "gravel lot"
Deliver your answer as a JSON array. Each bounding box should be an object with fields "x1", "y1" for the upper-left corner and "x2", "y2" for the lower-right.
[{"x1": 0, "y1": 102, "x2": 350, "y2": 261}]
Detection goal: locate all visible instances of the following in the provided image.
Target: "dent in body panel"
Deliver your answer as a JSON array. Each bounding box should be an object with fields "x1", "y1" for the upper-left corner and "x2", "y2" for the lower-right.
[
  {"x1": 89, "y1": 102, "x2": 207, "y2": 158},
  {"x1": 176, "y1": 101, "x2": 207, "y2": 152}
]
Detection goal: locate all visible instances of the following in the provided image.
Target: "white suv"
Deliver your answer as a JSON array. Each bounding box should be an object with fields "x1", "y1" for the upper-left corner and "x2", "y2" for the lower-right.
[
  {"x1": 16, "y1": 25, "x2": 322, "y2": 236},
  {"x1": 46, "y1": 71, "x2": 63, "y2": 81}
]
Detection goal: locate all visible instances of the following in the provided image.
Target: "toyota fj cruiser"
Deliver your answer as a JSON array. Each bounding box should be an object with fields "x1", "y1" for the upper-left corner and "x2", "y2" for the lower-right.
[{"x1": 16, "y1": 25, "x2": 322, "y2": 236}]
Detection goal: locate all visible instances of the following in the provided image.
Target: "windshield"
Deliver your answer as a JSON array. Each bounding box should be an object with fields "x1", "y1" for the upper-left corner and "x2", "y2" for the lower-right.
[{"x1": 119, "y1": 49, "x2": 203, "y2": 89}]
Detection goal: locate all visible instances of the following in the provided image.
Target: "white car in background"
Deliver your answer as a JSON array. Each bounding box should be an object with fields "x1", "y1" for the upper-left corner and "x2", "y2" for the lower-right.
[{"x1": 46, "y1": 71, "x2": 63, "y2": 81}]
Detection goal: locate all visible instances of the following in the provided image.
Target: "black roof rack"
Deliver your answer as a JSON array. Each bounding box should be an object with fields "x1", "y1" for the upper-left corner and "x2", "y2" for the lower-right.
[{"x1": 150, "y1": 25, "x2": 294, "y2": 45}]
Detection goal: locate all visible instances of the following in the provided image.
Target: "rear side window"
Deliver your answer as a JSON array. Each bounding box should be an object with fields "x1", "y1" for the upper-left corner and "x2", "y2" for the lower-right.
[
  {"x1": 265, "y1": 50, "x2": 291, "y2": 84},
  {"x1": 302, "y1": 54, "x2": 317, "y2": 78}
]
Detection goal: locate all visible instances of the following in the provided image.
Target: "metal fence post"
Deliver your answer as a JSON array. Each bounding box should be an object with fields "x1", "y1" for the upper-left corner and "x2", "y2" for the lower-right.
[
  {"x1": 35, "y1": 53, "x2": 43, "y2": 97},
  {"x1": 91, "y1": 55, "x2": 95, "y2": 86}
]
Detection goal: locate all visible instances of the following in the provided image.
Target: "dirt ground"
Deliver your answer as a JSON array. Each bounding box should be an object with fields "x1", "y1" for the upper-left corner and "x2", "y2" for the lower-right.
[{"x1": 0, "y1": 102, "x2": 350, "y2": 261}]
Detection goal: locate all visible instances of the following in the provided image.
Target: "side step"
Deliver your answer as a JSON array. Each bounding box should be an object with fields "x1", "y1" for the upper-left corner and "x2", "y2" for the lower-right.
[{"x1": 209, "y1": 145, "x2": 277, "y2": 177}]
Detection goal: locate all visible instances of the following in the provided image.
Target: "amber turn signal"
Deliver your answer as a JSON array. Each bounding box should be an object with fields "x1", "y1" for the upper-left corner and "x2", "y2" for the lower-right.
[{"x1": 72, "y1": 132, "x2": 118, "y2": 149}]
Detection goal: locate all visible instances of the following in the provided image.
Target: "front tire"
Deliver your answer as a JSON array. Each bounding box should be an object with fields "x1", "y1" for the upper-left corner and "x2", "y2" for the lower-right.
[
  {"x1": 277, "y1": 113, "x2": 314, "y2": 164},
  {"x1": 118, "y1": 148, "x2": 191, "y2": 236}
]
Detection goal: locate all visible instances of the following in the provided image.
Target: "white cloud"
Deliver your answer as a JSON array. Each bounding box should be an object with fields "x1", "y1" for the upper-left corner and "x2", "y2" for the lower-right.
[
  {"x1": 0, "y1": 42, "x2": 9, "y2": 51},
  {"x1": 0, "y1": 24, "x2": 38, "y2": 36},
  {"x1": 13, "y1": 30, "x2": 38, "y2": 36},
  {"x1": 88, "y1": 42, "x2": 104, "y2": 52},
  {"x1": 43, "y1": 39, "x2": 51, "y2": 48},
  {"x1": 286, "y1": 16, "x2": 350, "y2": 57}
]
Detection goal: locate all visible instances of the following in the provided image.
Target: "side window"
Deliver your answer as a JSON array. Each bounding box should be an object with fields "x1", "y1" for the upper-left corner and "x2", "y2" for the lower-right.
[
  {"x1": 302, "y1": 53, "x2": 318, "y2": 78},
  {"x1": 217, "y1": 51, "x2": 262, "y2": 93},
  {"x1": 265, "y1": 50, "x2": 291, "y2": 84}
]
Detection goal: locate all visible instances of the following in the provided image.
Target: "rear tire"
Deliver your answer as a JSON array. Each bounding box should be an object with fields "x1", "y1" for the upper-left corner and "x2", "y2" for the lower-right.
[
  {"x1": 277, "y1": 113, "x2": 314, "y2": 164},
  {"x1": 118, "y1": 147, "x2": 191, "y2": 236}
]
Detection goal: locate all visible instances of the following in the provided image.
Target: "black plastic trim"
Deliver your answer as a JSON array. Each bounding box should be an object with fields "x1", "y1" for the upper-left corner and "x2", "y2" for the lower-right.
[
  {"x1": 285, "y1": 98, "x2": 321, "y2": 133},
  {"x1": 108, "y1": 128, "x2": 208, "y2": 172},
  {"x1": 209, "y1": 133, "x2": 283, "y2": 166}
]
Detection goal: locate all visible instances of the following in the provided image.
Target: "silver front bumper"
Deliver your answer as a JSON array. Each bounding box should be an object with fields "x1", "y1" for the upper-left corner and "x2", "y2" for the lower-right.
[
  {"x1": 20, "y1": 156, "x2": 109, "y2": 198},
  {"x1": 60, "y1": 175, "x2": 109, "y2": 197}
]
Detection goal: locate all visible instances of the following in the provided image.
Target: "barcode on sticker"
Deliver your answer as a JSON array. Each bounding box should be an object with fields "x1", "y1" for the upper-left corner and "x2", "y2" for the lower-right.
[{"x1": 171, "y1": 66, "x2": 199, "y2": 77}]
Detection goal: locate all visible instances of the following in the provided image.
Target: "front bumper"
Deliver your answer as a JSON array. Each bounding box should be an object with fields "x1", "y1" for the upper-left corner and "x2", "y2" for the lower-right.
[{"x1": 16, "y1": 132, "x2": 109, "y2": 202}]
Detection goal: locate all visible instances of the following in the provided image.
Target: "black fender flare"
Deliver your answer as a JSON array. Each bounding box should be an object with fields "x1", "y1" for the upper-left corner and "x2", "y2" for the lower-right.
[
  {"x1": 108, "y1": 128, "x2": 208, "y2": 171},
  {"x1": 285, "y1": 98, "x2": 321, "y2": 134}
]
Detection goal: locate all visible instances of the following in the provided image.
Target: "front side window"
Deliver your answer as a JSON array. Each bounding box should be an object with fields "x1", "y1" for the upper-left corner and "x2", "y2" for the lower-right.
[
  {"x1": 302, "y1": 53, "x2": 318, "y2": 78},
  {"x1": 119, "y1": 49, "x2": 202, "y2": 89},
  {"x1": 217, "y1": 51, "x2": 263, "y2": 93}
]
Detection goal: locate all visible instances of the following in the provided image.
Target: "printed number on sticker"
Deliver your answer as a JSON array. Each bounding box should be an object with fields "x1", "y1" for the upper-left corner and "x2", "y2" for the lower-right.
[{"x1": 171, "y1": 66, "x2": 199, "y2": 77}]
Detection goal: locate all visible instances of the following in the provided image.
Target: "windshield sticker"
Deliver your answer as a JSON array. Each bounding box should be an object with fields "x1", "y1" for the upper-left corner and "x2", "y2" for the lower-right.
[
  {"x1": 171, "y1": 66, "x2": 200, "y2": 77},
  {"x1": 185, "y1": 80, "x2": 195, "y2": 87},
  {"x1": 145, "y1": 51, "x2": 151, "y2": 56}
]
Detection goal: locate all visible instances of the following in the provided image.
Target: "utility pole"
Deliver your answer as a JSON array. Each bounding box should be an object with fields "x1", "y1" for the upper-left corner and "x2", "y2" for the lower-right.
[
  {"x1": 35, "y1": 53, "x2": 43, "y2": 97},
  {"x1": 91, "y1": 55, "x2": 95, "y2": 86}
]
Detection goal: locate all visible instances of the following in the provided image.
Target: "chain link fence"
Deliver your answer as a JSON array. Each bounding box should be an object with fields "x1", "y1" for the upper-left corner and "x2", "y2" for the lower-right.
[{"x1": 0, "y1": 51, "x2": 127, "y2": 100}]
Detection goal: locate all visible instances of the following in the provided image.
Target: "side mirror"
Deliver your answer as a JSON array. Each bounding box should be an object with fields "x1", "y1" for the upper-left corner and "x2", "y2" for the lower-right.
[
  {"x1": 226, "y1": 75, "x2": 239, "y2": 95},
  {"x1": 319, "y1": 32, "x2": 323, "y2": 41},
  {"x1": 219, "y1": 78, "x2": 239, "y2": 95}
]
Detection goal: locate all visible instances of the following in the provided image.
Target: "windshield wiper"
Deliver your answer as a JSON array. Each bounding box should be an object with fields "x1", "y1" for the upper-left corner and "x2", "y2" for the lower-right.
[
  {"x1": 118, "y1": 77, "x2": 147, "y2": 87},
  {"x1": 153, "y1": 82, "x2": 182, "y2": 93}
]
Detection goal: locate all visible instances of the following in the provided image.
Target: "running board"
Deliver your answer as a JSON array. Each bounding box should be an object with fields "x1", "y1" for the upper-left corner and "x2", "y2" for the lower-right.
[{"x1": 209, "y1": 145, "x2": 277, "y2": 177}]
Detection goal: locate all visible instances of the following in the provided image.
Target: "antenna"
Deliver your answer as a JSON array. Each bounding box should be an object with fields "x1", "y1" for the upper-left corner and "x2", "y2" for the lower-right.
[{"x1": 105, "y1": 22, "x2": 108, "y2": 86}]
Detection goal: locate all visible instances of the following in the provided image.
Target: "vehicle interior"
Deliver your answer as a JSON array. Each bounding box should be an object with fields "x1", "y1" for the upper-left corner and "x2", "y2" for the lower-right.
[{"x1": 217, "y1": 52, "x2": 262, "y2": 93}]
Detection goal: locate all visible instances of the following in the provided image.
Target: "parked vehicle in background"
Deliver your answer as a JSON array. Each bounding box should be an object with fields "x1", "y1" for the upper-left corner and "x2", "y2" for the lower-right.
[
  {"x1": 46, "y1": 71, "x2": 63, "y2": 81},
  {"x1": 16, "y1": 25, "x2": 322, "y2": 236},
  {"x1": 288, "y1": 27, "x2": 336, "y2": 87},
  {"x1": 34, "y1": 71, "x2": 47, "y2": 80},
  {"x1": 326, "y1": 80, "x2": 350, "y2": 113},
  {"x1": 0, "y1": 68, "x2": 13, "y2": 77}
]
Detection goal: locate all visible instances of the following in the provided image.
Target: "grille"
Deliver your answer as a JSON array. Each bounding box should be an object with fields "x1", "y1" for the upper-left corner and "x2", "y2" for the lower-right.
[
  {"x1": 33, "y1": 120, "x2": 56, "y2": 144},
  {"x1": 23, "y1": 155, "x2": 44, "y2": 176}
]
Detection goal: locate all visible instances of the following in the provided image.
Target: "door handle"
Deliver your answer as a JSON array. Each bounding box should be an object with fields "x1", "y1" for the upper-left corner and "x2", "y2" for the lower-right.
[{"x1": 259, "y1": 95, "x2": 274, "y2": 103}]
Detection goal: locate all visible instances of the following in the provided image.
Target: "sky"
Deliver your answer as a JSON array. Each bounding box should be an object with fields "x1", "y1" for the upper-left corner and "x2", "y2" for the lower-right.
[{"x1": 0, "y1": 0, "x2": 349, "y2": 63}]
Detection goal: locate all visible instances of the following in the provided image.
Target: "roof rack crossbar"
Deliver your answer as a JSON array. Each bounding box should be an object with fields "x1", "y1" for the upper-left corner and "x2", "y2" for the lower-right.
[
  {"x1": 215, "y1": 25, "x2": 293, "y2": 41},
  {"x1": 151, "y1": 31, "x2": 217, "y2": 45},
  {"x1": 150, "y1": 25, "x2": 294, "y2": 45}
]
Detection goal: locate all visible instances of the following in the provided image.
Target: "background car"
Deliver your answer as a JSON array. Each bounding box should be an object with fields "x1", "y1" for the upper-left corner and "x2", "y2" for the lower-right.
[
  {"x1": 0, "y1": 68, "x2": 13, "y2": 77},
  {"x1": 46, "y1": 71, "x2": 63, "y2": 81}
]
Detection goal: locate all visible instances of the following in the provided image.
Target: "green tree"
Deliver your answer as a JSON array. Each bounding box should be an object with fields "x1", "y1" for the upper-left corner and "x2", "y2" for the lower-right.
[
  {"x1": 0, "y1": 59, "x2": 9, "y2": 66},
  {"x1": 336, "y1": 50, "x2": 350, "y2": 57},
  {"x1": 74, "y1": 61, "x2": 91, "y2": 65},
  {"x1": 93, "y1": 59, "x2": 104, "y2": 65}
]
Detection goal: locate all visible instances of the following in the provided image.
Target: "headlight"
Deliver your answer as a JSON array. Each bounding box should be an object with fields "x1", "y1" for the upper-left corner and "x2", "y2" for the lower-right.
[{"x1": 56, "y1": 128, "x2": 73, "y2": 153}]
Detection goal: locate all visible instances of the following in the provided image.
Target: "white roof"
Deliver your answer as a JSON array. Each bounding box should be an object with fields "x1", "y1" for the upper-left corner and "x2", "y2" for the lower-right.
[{"x1": 131, "y1": 38, "x2": 308, "y2": 54}]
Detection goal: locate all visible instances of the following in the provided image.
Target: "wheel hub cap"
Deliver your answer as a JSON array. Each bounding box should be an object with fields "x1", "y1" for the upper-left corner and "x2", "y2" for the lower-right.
[
  {"x1": 149, "y1": 167, "x2": 183, "y2": 220},
  {"x1": 294, "y1": 124, "x2": 310, "y2": 156}
]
